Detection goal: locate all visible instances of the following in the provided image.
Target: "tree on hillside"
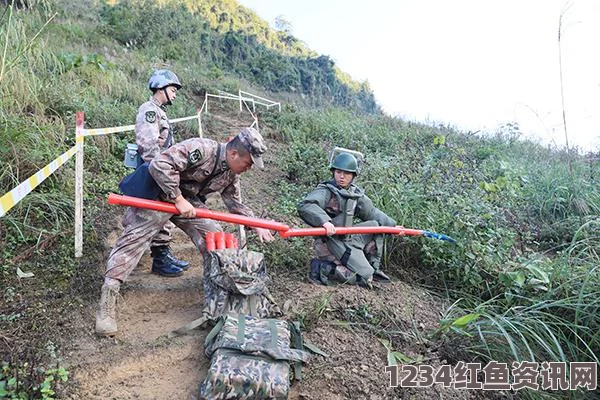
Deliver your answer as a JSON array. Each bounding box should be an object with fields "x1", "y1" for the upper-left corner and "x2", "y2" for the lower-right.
[{"x1": 274, "y1": 15, "x2": 293, "y2": 34}]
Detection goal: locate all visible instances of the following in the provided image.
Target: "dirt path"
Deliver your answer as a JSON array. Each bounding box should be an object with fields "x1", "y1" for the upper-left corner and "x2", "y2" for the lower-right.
[
  {"x1": 63, "y1": 226, "x2": 489, "y2": 399},
  {"x1": 64, "y1": 230, "x2": 208, "y2": 400}
]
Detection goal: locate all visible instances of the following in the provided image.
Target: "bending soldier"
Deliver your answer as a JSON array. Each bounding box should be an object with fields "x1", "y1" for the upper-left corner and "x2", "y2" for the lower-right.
[
  {"x1": 96, "y1": 127, "x2": 275, "y2": 337},
  {"x1": 135, "y1": 69, "x2": 189, "y2": 278},
  {"x1": 297, "y1": 152, "x2": 397, "y2": 287}
]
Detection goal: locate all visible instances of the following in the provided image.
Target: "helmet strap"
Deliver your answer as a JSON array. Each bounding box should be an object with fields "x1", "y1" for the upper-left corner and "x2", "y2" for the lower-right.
[{"x1": 162, "y1": 87, "x2": 173, "y2": 106}]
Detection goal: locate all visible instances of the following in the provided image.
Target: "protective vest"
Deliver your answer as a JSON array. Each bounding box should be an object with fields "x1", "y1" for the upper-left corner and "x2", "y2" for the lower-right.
[{"x1": 320, "y1": 180, "x2": 365, "y2": 227}]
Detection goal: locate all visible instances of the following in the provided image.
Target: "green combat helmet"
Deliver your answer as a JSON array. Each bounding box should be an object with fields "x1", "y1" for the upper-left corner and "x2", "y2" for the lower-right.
[
  {"x1": 330, "y1": 152, "x2": 359, "y2": 174},
  {"x1": 148, "y1": 69, "x2": 182, "y2": 91}
]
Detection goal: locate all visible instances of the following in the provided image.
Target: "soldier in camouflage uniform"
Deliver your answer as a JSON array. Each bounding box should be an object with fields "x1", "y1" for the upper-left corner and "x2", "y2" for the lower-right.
[
  {"x1": 135, "y1": 69, "x2": 190, "y2": 278},
  {"x1": 96, "y1": 127, "x2": 275, "y2": 336},
  {"x1": 297, "y1": 152, "x2": 397, "y2": 287}
]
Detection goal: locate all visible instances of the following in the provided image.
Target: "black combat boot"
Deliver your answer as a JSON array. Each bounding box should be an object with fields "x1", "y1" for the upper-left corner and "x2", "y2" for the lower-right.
[
  {"x1": 307, "y1": 259, "x2": 324, "y2": 285},
  {"x1": 151, "y1": 246, "x2": 184, "y2": 277},
  {"x1": 161, "y1": 246, "x2": 190, "y2": 270}
]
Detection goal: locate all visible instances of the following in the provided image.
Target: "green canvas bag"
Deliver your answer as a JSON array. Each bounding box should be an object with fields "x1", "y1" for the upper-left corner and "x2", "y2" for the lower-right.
[
  {"x1": 199, "y1": 313, "x2": 310, "y2": 400},
  {"x1": 202, "y1": 249, "x2": 282, "y2": 322}
]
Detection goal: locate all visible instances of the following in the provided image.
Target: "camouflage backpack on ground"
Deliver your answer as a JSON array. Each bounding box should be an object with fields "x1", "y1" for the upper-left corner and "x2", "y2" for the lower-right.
[
  {"x1": 202, "y1": 249, "x2": 282, "y2": 322},
  {"x1": 199, "y1": 313, "x2": 310, "y2": 400}
]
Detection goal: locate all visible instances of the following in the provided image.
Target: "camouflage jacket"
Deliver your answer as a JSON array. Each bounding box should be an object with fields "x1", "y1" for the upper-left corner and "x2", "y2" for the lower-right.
[
  {"x1": 149, "y1": 138, "x2": 254, "y2": 216},
  {"x1": 135, "y1": 97, "x2": 172, "y2": 162},
  {"x1": 297, "y1": 180, "x2": 396, "y2": 228}
]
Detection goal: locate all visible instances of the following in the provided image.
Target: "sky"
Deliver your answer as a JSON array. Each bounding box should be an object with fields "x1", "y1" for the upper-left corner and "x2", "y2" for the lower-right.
[{"x1": 236, "y1": 0, "x2": 600, "y2": 152}]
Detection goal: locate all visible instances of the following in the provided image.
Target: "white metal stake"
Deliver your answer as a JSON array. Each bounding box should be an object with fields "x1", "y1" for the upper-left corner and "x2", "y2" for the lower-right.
[
  {"x1": 74, "y1": 111, "x2": 84, "y2": 258},
  {"x1": 197, "y1": 107, "x2": 203, "y2": 138}
]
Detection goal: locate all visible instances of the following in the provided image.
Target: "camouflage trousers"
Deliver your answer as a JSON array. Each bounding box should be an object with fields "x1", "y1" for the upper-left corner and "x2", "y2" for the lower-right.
[
  {"x1": 105, "y1": 206, "x2": 221, "y2": 281},
  {"x1": 313, "y1": 220, "x2": 383, "y2": 283},
  {"x1": 150, "y1": 220, "x2": 174, "y2": 247}
]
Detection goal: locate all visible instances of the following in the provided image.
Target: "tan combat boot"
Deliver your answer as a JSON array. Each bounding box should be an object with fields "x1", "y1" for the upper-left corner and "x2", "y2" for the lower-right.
[{"x1": 95, "y1": 283, "x2": 119, "y2": 336}]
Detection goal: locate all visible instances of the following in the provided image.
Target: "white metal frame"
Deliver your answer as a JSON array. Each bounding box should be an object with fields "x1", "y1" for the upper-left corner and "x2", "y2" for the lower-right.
[{"x1": 329, "y1": 146, "x2": 365, "y2": 165}]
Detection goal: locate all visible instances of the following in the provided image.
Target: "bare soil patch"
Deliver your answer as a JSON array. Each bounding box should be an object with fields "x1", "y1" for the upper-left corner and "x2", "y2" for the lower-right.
[{"x1": 63, "y1": 228, "x2": 496, "y2": 400}]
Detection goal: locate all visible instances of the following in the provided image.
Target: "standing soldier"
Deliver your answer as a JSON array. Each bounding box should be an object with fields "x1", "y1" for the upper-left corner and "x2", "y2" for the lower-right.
[
  {"x1": 96, "y1": 127, "x2": 275, "y2": 336},
  {"x1": 136, "y1": 69, "x2": 189, "y2": 278},
  {"x1": 297, "y1": 152, "x2": 397, "y2": 288}
]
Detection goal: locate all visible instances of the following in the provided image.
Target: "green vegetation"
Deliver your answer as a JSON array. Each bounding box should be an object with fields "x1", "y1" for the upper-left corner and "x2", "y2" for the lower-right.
[
  {"x1": 0, "y1": 361, "x2": 68, "y2": 400},
  {"x1": 0, "y1": 0, "x2": 598, "y2": 398},
  {"x1": 265, "y1": 107, "x2": 599, "y2": 399},
  {"x1": 97, "y1": 0, "x2": 378, "y2": 111}
]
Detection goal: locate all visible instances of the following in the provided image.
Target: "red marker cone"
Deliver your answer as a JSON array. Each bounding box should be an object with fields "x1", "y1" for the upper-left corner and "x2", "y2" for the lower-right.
[
  {"x1": 205, "y1": 231, "x2": 215, "y2": 252},
  {"x1": 215, "y1": 231, "x2": 225, "y2": 249}
]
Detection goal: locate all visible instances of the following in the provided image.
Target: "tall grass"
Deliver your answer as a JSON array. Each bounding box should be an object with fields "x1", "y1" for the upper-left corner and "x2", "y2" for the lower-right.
[
  {"x1": 267, "y1": 106, "x2": 599, "y2": 295},
  {"x1": 439, "y1": 221, "x2": 599, "y2": 399},
  {"x1": 0, "y1": 4, "x2": 73, "y2": 259},
  {"x1": 269, "y1": 106, "x2": 599, "y2": 400},
  {"x1": 0, "y1": 2, "x2": 58, "y2": 115}
]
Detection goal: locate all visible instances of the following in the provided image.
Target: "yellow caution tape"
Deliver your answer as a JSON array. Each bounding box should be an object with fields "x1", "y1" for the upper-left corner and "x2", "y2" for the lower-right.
[
  {"x1": 83, "y1": 124, "x2": 135, "y2": 136},
  {"x1": 83, "y1": 114, "x2": 199, "y2": 136},
  {"x1": 0, "y1": 145, "x2": 77, "y2": 218},
  {"x1": 170, "y1": 114, "x2": 200, "y2": 123},
  {"x1": 1, "y1": 112, "x2": 201, "y2": 217}
]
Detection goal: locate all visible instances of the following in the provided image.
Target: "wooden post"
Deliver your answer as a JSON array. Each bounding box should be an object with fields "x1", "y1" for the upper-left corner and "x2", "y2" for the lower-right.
[
  {"x1": 75, "y1": 111, "x2": 84, "y2": 258},
  {"x1": 238, "y1": 89, "x2": 242, "y2": 113}
]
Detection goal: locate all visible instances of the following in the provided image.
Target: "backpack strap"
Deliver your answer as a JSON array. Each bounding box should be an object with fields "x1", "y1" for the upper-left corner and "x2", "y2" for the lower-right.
[
  {"x1": 289, "y1": 321, "x2": 304, "y2": 381},
  {"x1": 236, "y1": 313, "x2": 246, "y2": 344},
  {"x1": 339, "y1": 244, "x2": 352, "y2": 266},
  {"x1": 203, "y1": 315, "x2": 226, "y2": 349},
  {"x1": 268, "y1": 319, "x2": 279, "y2": 349},
  {"x1": 248, "y1": 295, "x2": 258, "y2": 316},
  {"x1": 344, "y1": 197, "x2": 357, "y2": 228},
  {"x1": 303, "y1": 340, "x2": 329, "y2": 358}
]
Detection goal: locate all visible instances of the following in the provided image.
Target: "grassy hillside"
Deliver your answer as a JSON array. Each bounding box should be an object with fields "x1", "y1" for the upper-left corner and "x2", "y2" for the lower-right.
[{"x1": 0, "y1": 0, "x2": 598, "y2": 398}]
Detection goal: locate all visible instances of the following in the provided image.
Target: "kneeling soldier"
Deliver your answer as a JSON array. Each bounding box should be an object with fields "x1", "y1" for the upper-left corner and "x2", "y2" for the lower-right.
[{"x1": 297, "y1": 152, "x2": 396, "y2": 287}]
